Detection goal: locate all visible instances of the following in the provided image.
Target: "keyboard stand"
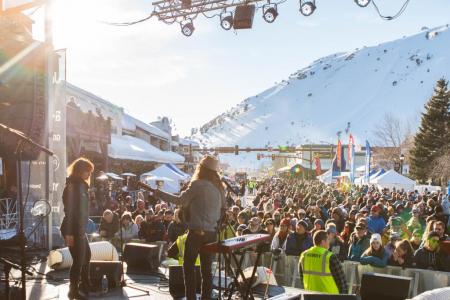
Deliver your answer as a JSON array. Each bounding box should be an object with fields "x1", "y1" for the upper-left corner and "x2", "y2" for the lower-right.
[{"x1": 224, "y1": 246, "x2": 264, "y2": 300}]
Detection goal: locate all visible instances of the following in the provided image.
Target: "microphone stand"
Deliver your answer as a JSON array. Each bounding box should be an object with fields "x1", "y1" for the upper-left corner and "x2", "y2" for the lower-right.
[
  {"x1": 116, "y1": 193, "x2": 150, "y2": 296},
  {"x1": 0, "y1": 123, "x2": 53, "y2": 300}
]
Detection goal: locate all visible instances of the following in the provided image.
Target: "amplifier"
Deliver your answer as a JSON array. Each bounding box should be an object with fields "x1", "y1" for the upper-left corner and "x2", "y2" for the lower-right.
[{"x1": 123, "y1": 243, "x2": 159, "y2": 271}]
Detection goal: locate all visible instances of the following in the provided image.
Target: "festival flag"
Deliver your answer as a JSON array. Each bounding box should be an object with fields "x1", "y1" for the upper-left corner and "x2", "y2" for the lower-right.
[
  {"x1": 336, "y1": 139, "x2": 342, "y2": 170},
  {"x1": 365, "y1": 140, "x2": 371, "y2": 184},
  {"x1": 314, "y1": 155, "x2": 322, "y2": 176},
  {"x1": 349, "y1": 134, "x2": 355, "y2": 183}
]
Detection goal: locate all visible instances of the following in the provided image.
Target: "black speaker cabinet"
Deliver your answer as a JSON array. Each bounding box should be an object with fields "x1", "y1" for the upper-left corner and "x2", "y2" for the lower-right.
[
  {"x1": 90, "y1": 260, "x2": 122, "y2": 290},
  {"x1": 169, "y1": 265, "x2": 201, "y2": 298},
  {"x1": 233, "y1": 5, "x2": 255, "y2": 29},
  {"x1": 123, "y1": 242, "x2": 159, "y2": 271},
  {"x1": 0, "y1": 41, "x2": 47, "y2": 160},
  {"x1": 361, "y1": 273, "x2": 411, "y2": 300}
]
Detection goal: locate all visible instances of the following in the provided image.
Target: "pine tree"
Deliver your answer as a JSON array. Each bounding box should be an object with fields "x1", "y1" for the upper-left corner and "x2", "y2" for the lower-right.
[{"x1": 410, "y1": 78, "x2": 450, "y2": 182}]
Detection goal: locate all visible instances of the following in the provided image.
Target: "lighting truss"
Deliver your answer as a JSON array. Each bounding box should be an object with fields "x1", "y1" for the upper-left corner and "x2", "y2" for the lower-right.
[{"x1": 151, "y1": 0, "x2": 264, "y2": 23}]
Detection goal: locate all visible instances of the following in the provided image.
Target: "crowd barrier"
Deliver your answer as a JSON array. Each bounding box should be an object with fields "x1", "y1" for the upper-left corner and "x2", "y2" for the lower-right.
[{"x1": 230, "y1": 252, "x2": 450, "y2": 298}]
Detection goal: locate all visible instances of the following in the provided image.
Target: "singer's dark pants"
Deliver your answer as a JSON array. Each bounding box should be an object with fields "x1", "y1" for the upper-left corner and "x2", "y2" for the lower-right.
[
  {"x1": 184, "y1": 230, "x2": 216, "y2": 300},
  {"x1": 68, "y1": 234, "x2": 91, "y2": 290}
]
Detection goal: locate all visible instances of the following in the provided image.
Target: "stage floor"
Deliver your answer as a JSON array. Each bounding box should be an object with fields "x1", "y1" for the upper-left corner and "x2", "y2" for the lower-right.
[{"x1": 3, "y1": 261, "x2": 305, "y2": 300}]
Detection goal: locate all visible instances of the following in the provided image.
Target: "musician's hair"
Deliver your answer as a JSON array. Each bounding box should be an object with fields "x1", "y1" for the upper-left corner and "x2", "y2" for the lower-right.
[
  {"x1": 67, "y1": 157, "x2": 94, "y2": 185},
  {"x1": 191, "y1": 163, "x2": 224, "y2": 193}
]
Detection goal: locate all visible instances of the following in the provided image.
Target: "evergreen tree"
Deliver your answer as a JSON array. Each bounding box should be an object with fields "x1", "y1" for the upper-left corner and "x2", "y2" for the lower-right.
[{"x1": 410, "y1": 78, "x2": 450, "y2": 182}]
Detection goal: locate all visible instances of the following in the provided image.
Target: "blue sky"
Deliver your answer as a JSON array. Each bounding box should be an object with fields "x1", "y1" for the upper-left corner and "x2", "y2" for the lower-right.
[{"x1": 31, "y1": 0, "x2": 450, "y2": 136}]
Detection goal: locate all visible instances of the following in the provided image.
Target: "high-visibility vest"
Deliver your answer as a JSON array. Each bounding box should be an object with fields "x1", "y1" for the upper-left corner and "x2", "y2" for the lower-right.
[
  {"x1": 300, "y1": 246, "x2": 339, "y2": 294},
  {"x1": 176, "y1": 233, "x2": 200, "y2": 266}
]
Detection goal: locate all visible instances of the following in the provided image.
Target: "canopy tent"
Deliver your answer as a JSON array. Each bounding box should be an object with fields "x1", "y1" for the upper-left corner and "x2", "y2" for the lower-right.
[
  {"x1": 372, "y1": 170, "x2": 415, "y2": 191},
  {"x1": 105, "y1": 172, "x2": 124, "y2": 180},
  {"x1": 355, "y1": 168, "x2": 386, "y2": 185},
  {"x1": 166, "y1": 163, "x2": 190, "y2": 179},
  {"x1": 317, "y1": 169, "x2": 332, "y2": 184},
  {"x1": 108, "y1": 134, "x2": 185, "y2": 164},
  {"x1": 140, "y1": 164, "x2": 190, "y2": 193}
]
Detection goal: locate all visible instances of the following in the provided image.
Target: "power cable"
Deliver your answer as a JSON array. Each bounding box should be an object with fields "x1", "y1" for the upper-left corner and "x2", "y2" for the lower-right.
[
  {"x1": 99, "y1": 14, "x2": 154, "y2": 26},
  {"x1": 371, "y1": 0, "x2": 411, "y2": 21}
]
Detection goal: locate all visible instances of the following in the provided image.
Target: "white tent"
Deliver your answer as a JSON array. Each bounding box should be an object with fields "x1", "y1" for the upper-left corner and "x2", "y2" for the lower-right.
[
  {"x1": 140, "y1": 165, "x2": 189, "y2": 193},
  {"x1": 372, "y1": 170, "x2": 415, "y2": 191},
  {"x1": 317, "y1": 169, "x2": 333, "y2": 184}
]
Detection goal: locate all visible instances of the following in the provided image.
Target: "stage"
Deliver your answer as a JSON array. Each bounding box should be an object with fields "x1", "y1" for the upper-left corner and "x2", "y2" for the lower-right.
[{"x1": 2, "y1": 259, "x2": 305, "y2": 300}]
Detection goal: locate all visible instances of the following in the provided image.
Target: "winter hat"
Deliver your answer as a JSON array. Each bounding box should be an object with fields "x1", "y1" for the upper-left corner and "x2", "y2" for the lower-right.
[
  {"x1": 326, "y1": 223, "x2": 337, "y2": 234},
  {"x1": 297, "y1": 219, "x2": 309, "y2": 230},
  {"x1": 290, "y1": 218, "x2": 298, "y2": 228},
  {"x1": 280, "y1": 218, "x2": 291, "y2": 227},
  {"x1": 314, "y1": 219, "x2": 324, "y2": 227},
  {"x1": 199, "y1": 155, "x2": 220, "y2": 172},
  {"x1": 370, "y1": 233, "x2": 382, "y2": 244}
]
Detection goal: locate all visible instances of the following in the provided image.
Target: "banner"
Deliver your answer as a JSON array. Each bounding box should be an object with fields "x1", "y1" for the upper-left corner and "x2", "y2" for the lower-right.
[
  {"x1": 349, "y1": 134, "x2": 355, "y2": 183},
  {"x1": 365, "y1": 140, "x2": 371, "y2": 184},
  {"x1": 336, "y1": 140, "x2": 342, "y2": 170},
  {"x1": 314, "y1": 156, "x2": 321, "y2": 176}
]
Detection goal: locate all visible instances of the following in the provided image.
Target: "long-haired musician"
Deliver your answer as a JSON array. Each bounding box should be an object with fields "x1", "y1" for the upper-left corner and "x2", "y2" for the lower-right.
[
  {"x1": 154, "y1": 155, "x2": 225, "y2": 300},
  {"x1": 60, "y1": 157, "x2": 94, "y2": 300}
]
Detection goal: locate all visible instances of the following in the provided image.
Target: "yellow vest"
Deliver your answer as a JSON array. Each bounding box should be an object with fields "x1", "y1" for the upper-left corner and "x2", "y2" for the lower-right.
[
  {"x1": 300, "y1": 246, "x2": 340, "y2": 294},
  {"x1": 176, "y1": 233, "x2": 200, "y2": 266}
]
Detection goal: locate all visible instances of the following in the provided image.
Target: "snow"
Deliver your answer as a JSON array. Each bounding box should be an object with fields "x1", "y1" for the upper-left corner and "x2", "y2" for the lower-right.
[
  {"x1": 122, "y1": 114, "x2": 170, "y2": 140},
  {"x1": 191, "y1": 25, "x2": 450, "y2": 170},
  {"x1": 108, "y1": 134, "x2": 185, "y2": 164}
]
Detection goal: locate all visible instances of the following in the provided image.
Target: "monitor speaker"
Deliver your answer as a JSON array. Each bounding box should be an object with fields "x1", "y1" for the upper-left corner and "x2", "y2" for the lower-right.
[
  {"x1": 233, "y1": 5, "x2": 255, "y2": 29},
  {"x1": 169, "y1": 265, "x2": 201, "y2": 298},
  {"x1": 360, "y1": 273, "x2": 411, "y2": 300},
  {"x1": 123, "y1": 243, "x2": 159, "y2": 271},
  {"x1": 90, "y1": 260, "x2": 122, "y2": 290}
]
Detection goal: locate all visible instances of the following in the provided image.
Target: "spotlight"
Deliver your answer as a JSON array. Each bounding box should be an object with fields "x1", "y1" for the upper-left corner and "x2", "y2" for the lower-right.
[
  {"x1": 220, "y1": 12, "x2": 233, "y2": 30},
  {"x1": 354, "y1": 0, "x2": 371, "y2": 7},
  {"x1": 263, "y1": 4, "x2": 278, "y2": 23},
  {"x1": 180, "y1": 19, "x2": 195, "y2": 37},
  {"x1": 299, "y1": 0, "x2": 316, "y2": 17}
]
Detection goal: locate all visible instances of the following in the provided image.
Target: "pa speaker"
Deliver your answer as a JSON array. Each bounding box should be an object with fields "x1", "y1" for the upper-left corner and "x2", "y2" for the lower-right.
[
  {"x1": 123, "y1": 243, "x2": 159, "y2": 271},
  {"x1": 0, "y1": 41, "x2": 47, "y2": 160},
  {"x1": 90, "y1": 260, "x2": 122, "y2": 290},
  {"x1": 233, "y1": 5, "x2": 255, "y2": 29},
  {"x1": 169, "y1": 265, "x2": 201, "y2": 298},
  {"x1": 360, "y1": 273, "x2": 411, "y2": 300}
]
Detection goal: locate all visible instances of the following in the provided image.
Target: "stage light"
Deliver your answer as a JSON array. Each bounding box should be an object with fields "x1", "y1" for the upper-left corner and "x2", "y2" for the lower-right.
[
  {"x1": 180, "y1": 19, "x2": 195, "y2": 37},
  {"x1": 299, "y1": 0, "x2": 316, "y2": 16},
  {"x1": 220, "y1": 12, "x2": 233, "y2": 30},
  {"x1": 263, "y1": 4, "x2": 278, "y2": 23},
  {"x1": 354, "y1": 0, "x2": 371, "y2": 7}
]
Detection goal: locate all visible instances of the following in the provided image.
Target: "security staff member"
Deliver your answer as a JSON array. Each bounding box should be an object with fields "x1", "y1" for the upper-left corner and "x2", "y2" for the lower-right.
[{"x1": 299, "y1": 230, "x2": 348, "y2": 294}]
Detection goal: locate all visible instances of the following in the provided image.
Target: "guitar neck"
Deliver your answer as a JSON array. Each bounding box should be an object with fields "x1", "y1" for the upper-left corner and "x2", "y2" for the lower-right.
[{"x1": 137, "y1": 181, "x2": 156, "y2": 192}]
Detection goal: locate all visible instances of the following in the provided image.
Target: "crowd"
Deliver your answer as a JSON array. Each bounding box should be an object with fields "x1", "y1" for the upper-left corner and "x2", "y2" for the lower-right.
[{"x1": 88, "y1": 177, "x2": 450, "y2": 272}]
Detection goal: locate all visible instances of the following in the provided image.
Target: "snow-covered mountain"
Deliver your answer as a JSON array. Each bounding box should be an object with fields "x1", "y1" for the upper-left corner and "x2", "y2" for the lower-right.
[{"x1": 192, "y1": 25, "x2": 450, "y2": 150}]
